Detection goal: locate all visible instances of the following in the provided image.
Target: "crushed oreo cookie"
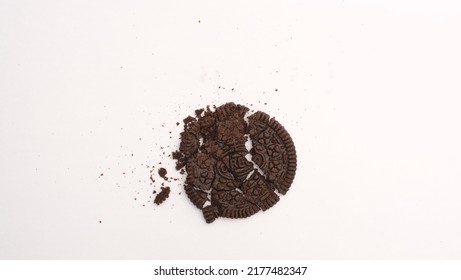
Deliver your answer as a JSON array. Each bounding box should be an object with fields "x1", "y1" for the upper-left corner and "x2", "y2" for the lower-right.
[{"x1": 173, "y1": 103, "x2": 296, "y2": 223}]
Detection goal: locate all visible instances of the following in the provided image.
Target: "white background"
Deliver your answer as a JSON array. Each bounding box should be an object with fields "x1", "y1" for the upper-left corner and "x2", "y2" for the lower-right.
[{"x1": 1, "y1": 0, "x2": 461, "y2": 259}]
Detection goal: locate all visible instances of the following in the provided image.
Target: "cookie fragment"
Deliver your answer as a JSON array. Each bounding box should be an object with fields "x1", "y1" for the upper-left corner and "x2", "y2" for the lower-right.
[
  {"x1": 154, "y1": 187, "x2": 171, "y2": 205},
  {"x1": 202, "y1": 205, "x2": 220, "y2": 223}
]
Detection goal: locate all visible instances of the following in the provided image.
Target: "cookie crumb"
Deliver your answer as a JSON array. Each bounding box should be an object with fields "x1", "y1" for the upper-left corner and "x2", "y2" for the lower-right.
[
  {"x1": 158, "y1": 168, "x2": 168, "y2": 180},
  {"x1": 154, "y1": 187, "x2": 171, "y2": 205}
]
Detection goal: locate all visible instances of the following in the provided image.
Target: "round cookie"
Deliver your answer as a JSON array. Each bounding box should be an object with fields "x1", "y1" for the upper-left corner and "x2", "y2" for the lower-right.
[{"x1": 174, "y1": 103, "x2": 297, "y2": 223}]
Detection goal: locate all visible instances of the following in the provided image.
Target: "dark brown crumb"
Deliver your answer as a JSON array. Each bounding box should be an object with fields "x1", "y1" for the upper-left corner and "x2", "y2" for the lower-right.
[
  {"x1": 172, "y1": 151, "x2": 186, "y2": 170},
  {"x1": 158, "y1": 167, "x2": 167, "y2": 180},
  {"x1": 176, "y1": 122, "x2": 180, "y2": 126},
  {"x1": 154, "y1": 187, "x2": 171, "y2": 205}
]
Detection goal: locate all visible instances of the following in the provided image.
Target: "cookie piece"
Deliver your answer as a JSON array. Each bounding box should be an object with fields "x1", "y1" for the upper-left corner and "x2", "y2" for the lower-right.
[{"x1": 248, "y1": 111, "x2": 297, "y2": 195}]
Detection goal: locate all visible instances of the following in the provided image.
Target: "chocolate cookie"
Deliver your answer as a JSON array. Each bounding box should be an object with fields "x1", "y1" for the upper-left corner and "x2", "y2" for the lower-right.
[{"x1": 174, "y1": 103, "x2": 296, "y2": 223}]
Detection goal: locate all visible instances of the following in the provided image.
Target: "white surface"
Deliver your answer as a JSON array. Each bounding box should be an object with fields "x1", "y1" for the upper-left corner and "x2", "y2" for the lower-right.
[{"x1": 1, "y1": 0, "x2": 461, "y2": 259}]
